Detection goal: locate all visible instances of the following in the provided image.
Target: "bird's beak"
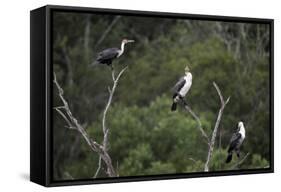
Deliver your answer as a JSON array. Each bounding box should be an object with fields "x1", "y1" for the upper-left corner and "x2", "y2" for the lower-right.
[{"x1": 127, "y1": 40, "x2": 135, "y2": 43}]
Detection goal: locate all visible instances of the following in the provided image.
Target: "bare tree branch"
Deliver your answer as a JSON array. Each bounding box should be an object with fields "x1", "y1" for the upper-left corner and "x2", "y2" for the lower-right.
[
  {"x1": 61, "y1": 44, "x2": 74, "y2": 87},
  {"x1": 94, "y1": 66, "x2": 128, "y2": 177},
  {"x1": 54, "y1": 73, "x2": 101, "y2": 151},
  {"x1": 182, "y1": 82, "x2": 230, "y2": 172},
  {"x1": 231, "y1": 152, "x2": 250, "y2": 169},
  {"x1": 53, "y1": 72, "x2": 120, "y2": 177},
  {"x1": 93, "y1": 16, "x2": 121, "y2": 51},
  {"x1": 188, "y1": 157, "x2": 197, "y2": 164},
  {"x1": 103, "y1": 66, "x2": 127, "y2": 150},
  {"x1": 94, "y1": 156, "x2": 102, "y2": 178},
  {"x1": 84, "y1": 14, "x2": 91, "y2": 62},
  {"x1": 183, "y1": 103, "x2": 210, "y2": 145},
  {"x1": 54, "y1": 107, "x2": 72, "y2": 128},
  {"x1": 219, "y1": 127, "x2": 222, "y2": 170},
  {"x1": 204, "y1": 82, "x2": 230, "y2": 172}
]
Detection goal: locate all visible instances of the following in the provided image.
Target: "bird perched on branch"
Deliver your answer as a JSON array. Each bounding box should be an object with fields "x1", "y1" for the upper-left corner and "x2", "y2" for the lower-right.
[
  {"x1": 171, "y1": 66, "x2": 192, "y2": 111},
  {"x1": 95, "y1": 39, "x2": 135, "y2": 69},
  {"x1": 226, "y1": 121, "x2": 246, "y2": 163}
]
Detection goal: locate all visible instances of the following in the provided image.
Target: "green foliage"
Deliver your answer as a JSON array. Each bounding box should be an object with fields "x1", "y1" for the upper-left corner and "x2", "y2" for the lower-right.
[
  {"x1": 146, "y1": 161, "x2": 176, "y2": 175},
  {"x1": 185, "y1": 160, "x2": 205, "y2": 173},
  {"x1": 52, "y1": 12, "x2": 271, "y2": 180},
  {"x1": 119, "y1": 144, "x2": 154, "y2": 176},
  {"x1": 249, "y1": 154, "x2": 269, "y2": 169}
]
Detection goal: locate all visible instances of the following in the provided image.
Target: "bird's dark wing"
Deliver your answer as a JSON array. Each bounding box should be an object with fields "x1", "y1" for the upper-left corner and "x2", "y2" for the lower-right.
[
  {"x1": 172, "y1": 77, "x2": 186, "y2": 92},
  {"x1": 97, "y1": 48, "x2": 119, "y2": 61},
  {"x1": 228, "y1": 132, "x2": 242, "y2": 151}
]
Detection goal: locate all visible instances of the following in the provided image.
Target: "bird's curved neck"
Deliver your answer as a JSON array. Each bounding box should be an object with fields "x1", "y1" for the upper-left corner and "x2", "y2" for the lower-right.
[
  {"x1": 239, "y1": 125, "x2": 245, "y2": 137},
  {"x1": 118, "y1": 42, "x2": 126, "y2": 57}
]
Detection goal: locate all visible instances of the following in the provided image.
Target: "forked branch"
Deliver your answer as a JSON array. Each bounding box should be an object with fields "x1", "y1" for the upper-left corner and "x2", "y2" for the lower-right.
[
  {"x1": 53, "y1": 72, "x2": 104, "y2": 154},
  {"x1": 204, "y1": 82, "x2": 230, "y2": 171},
  {"x1": 183, "y1": 82, "x2": 230, "y2": 172},
  {"x1": 94, "y1": 66, "x2": 128, "y2": 177},
  {"x1": 53, "y1": 69, "x2": 127, "y2": 178}
]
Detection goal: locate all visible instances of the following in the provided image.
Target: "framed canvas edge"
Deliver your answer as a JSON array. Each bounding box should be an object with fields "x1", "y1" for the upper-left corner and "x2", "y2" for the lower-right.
[
  {"x1": 46, "y1": 5, "x2": 52, "y2": 186},
  {"x1": 30, "y1": 6, "x2": 48, "y2": 186},
  {"x1": 45, "y1": 4, "x2": 274, "y2": 23},
  {"x1": 46, "y1": 168, "x2": 273, "y2": 187},
  {"x1": 31, "y1": 4, "x2": 274, "y2": 187}
]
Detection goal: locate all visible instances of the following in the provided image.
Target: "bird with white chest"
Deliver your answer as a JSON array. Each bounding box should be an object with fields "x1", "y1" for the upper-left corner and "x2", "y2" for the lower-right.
[
  {"x1": 171, "y1": 66, "x2": 192, "y2": 111},
  {"x1": 225, "y1": 121, "x2": 246, "y2": 163}
]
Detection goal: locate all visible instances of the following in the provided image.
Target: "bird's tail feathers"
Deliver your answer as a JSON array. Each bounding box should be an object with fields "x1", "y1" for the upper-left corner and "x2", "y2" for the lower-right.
[
  {"x1": 226, "y1": 153, "x2": 233, "y2": 163},
  {"x1": 171, "y1": 102, "x2": 177, "y2": 111}
]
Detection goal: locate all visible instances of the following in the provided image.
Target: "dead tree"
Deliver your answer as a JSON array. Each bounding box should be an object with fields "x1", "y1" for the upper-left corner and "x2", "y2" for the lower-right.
[
  {"x1": 183, "y1": 82, "x2": 230, "y2": 172},
  {"x1": 53, "y1": 66, "x2": 127, "y2": 177},
  {"x1": 204, "y1": 82, "x2": 230, "y2": 171},
  {"x1": 94, "y1": 66, "x2": 128, "y2": 178}
]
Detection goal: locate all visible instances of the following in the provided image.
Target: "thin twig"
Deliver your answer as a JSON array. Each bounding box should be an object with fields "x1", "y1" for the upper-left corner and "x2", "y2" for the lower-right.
[
  {"x1": 219, "y1": 128, "x2": 222, "y2": 170},
  {"x1": 231, "y1": 152, "x2": 250, "y2": 169},
  {"x1": 204, "y1": 82, "x2": 230, "y2": 172},
  {"x1": 95, "y1": 66, "x2": 128, "y2": 177},
  {"x1": 54, "y1": 73, "x2": 101, "y2": 152},
  {"x1": 84, "y1": 14, "x2": 91, "y2": 62},
  {"x1": 183, "y1": 103, "x2": 210, "y2": 145},
  {"x1": 102, "y1": 66, "x2": 128, "y2": 150},
  {"x1": 94, "y1": 156, "x2": 102, "y2": 178},
  {"x1": 54, "y1": 108, "x2": 72, "y2": 128},
  {"x1": 94, "y1": 16, "x2": 121, "y2": 51},
  {"x1": 53, "y1": 72, "x2": 117, "y2": 177},
  {"x1": 188, "y1": 158, "x2": 197, "y2": 164}
]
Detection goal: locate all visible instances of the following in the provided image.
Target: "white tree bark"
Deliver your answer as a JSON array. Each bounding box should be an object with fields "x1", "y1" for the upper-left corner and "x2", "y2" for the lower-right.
[
  {"x1": 183, "y1": 104, "x2": 210, "y2": 145},
  {"x1": 53, "y1": 68, "x2": 127, "y2": 177},
  {"x1": 94, "y1": 66, "x2": 128, "y2": 178},
  {"x1": 204, "y1": 82, "x2": 230, "y2": 172},
  {"x1": 183, "y1": 82, "x2": 230, "y2": 172}
]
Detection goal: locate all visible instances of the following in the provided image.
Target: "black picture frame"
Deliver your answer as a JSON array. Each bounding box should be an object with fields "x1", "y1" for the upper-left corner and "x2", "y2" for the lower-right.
[{"x1": 30, "y1": 5, "x2": 274, "y2": 187}]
